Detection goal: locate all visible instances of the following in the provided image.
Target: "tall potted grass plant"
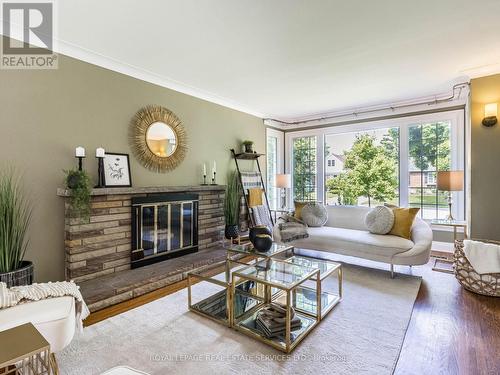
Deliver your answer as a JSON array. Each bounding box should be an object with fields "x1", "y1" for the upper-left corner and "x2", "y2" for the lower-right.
[{"x1": 0, "y1": 171, "x2": 33, "y2": 287}]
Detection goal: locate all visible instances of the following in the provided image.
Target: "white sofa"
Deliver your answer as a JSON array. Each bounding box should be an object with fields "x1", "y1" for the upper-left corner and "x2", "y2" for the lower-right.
[{"x1": 274, "y1": 205, "x2": 433, "y2": 277}]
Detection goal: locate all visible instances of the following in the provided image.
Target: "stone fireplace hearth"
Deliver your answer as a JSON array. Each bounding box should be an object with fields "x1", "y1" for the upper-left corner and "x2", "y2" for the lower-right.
[{"x1": 58, "y1": 185, "x2": 225, "y2": 284}]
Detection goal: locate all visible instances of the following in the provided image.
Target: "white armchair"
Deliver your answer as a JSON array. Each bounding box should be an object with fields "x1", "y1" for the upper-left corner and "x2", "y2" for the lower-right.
[{"x1": 0, "y1": 296, "x2": 76, "y2": 373}]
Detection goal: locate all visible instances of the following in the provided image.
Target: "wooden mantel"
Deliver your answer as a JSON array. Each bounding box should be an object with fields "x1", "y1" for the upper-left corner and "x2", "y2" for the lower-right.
[{"x1": 57, "y1": 184, "x2": 225, "y2": 197}]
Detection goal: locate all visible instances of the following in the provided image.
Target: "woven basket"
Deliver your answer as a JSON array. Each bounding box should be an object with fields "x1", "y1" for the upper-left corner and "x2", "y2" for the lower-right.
[
  {"x1": 0, "y1": 261, "x2": 33, "y2": 287},
  {"x1": 454, "y1": 240, "x2": 500, "y2": 297}
]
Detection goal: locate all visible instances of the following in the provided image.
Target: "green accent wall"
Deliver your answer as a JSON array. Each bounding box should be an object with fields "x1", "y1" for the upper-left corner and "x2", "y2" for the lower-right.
[
  {"x1": 0, "y1": 51, "x2": 264, "y2": 282},
  {"x1": 470, "y1": 74, "x2": 500, "y2": 241}
]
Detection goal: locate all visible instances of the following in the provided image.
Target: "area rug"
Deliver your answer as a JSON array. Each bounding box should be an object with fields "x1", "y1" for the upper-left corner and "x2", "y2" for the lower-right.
[{"x1": 58, "y1": 263, "x2": 421, "y2": 375}]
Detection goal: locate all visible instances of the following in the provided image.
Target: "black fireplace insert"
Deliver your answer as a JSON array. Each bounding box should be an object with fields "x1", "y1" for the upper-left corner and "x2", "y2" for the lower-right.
[{"x1": 131, "y1": 193, "x2": 198, "y2": 268}]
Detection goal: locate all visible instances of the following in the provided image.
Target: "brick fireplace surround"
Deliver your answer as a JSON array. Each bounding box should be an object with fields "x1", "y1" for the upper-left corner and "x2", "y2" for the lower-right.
[{"x1": 57, "y1": 185, "x2": 226, "y2": 311}]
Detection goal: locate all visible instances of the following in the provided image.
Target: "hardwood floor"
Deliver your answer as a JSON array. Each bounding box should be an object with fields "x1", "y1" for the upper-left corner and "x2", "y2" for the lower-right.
[
  {"x1": 86, "y1": 256, "x2": 500, "y2": 374},
  {"x1": 394, "y1": 259, "x2": 500, "y2": 375}
]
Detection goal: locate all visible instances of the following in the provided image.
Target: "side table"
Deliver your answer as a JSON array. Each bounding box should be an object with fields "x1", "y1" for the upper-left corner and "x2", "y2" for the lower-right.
[
  {"x1": 270, "y1": 208, "x2": 292, "y2": 222},
  {"x1": 0, "y1": 323, "x2": 52, "y2": 375},
  {"x1": 431, "y1": 219, "x2": 468, "y2": 241},
  {"x1": 431, "y1": 219, "x2": 468, "y2": 274}
]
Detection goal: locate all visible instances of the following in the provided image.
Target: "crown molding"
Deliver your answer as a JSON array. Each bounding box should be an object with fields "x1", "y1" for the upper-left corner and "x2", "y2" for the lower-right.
[
  {"x1": 460, "y1": 62, "x2": 500, "y2": 79},
  {"x1": 55, "y1": 39, "x2": 268, "y2": 119}
]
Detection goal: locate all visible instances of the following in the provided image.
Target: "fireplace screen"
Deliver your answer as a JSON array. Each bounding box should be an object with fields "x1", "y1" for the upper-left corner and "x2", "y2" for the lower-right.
[{"x1": 131, "y1": 193, "x2": 198, "y2": 268}]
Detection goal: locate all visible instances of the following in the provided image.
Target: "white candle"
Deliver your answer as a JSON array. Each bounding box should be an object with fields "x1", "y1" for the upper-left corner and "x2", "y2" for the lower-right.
[
  {"x1": 96, "y1": 147, "x2": 105, "y2": 158},
  {"x1": 75, "y1": 146, "x2": 85, "y2": 157},
  {"x1": 203, "y1": 163, "x2": 207, "y2": 176},
  {"x1": 213, "y1": 161, "x2": 216, "y2": 174}
]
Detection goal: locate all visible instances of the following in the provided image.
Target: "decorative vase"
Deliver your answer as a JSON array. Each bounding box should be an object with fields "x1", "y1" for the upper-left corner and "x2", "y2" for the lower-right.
[
  {"x1": 244, "y1": 144, "x2": 253, "y2": 153},
  {"x1": 224, "y1": 224, "x2": 239, "y2": 240},
  {"x1": 249, "y1": 225, "x2": 271, "y2": 243},
  {"x1": 252, "y1": 234, "x2": 273, "y2": 252},
  {"x1": 0, "y1": 261, "x2": 34, "y2": 287}
]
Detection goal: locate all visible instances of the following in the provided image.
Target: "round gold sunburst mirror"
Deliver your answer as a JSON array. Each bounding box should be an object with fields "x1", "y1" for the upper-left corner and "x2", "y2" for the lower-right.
[{"x1": 130, "y1": 105, "x2": 187, "y2": 172}]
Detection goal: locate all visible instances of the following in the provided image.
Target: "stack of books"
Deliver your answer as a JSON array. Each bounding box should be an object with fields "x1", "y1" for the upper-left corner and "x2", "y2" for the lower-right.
[{"x1": 255, "y1": 303, "x2": 302, "y2": 338}]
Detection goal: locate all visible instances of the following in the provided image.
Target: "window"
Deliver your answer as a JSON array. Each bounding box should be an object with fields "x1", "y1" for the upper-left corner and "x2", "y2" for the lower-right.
[
  {"x1": 425, "y1": 172, "x2": 437, "y2": 186},
  {"x1": 325, "y1": 128, "x2": 399, "y2": 207},
  {"x1": 285, "y1": 110, "x2": 465, "y2": 220},
  {"x1": 408, "y1": 121, "x2": 452, "y2": 220},
  {"x1": 292, "y1": 136, "x2": 317, "y2": 201},
  {"x1": 266, "y1": 135, "x2": 278, "y2": 209}
]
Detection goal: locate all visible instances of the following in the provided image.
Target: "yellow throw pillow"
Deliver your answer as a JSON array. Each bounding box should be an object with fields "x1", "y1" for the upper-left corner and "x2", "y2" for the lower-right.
[
  {"x1": 294, "y1": 201, "x2": 308, "y2": 220},
  {"x1": 248, "y1": 188, "x2": 263, "y2": 207},
  {"x1": 389, "y1": 207, "x2": 420, "y2": 239}
]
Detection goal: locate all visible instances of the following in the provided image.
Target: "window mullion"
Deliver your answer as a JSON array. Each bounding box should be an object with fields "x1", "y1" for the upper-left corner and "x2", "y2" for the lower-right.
[
  {"x1": 399, "y1": 125, "x2": 409, "y2": 207},
  {"x1": 317, "y1": 133, "x2": 325, "y2": 204}
]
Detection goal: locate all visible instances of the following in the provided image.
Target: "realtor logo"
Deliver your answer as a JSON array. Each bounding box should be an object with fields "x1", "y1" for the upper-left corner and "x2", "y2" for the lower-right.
[{"x1": 1, "y1": 1, "x2": 57, "y2": 69}]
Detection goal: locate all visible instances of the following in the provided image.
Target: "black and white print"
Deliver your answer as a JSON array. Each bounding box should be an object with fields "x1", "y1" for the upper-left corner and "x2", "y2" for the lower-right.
[{"x1": 103, "y1": 152, "x2": 132, "y2": 187}]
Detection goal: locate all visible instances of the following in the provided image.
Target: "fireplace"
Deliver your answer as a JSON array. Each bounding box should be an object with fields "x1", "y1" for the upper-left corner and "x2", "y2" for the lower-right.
[{"x1": 131, "y1": 193, "x2": 199, "y2": 268}]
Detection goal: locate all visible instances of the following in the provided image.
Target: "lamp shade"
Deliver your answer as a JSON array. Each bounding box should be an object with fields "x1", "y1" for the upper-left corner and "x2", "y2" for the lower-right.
[
  {"x1": 484, "y1": 103, "x2": 498, "y2": 118},
  {"x1": 437, "y1": 171, "x2": 464, "y2": 191},
  {"x1": 275, "y1": 174, "x2": 291, "y2": 188}
]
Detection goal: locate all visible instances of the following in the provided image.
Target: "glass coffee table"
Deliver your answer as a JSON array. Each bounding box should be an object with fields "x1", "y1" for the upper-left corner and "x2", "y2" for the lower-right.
[
  {"x1": 225, "y1": 242, "x2": 293, "y2": 262},
  {"x1": 283, "y1": 255, "x2": 342, "y2": 320},
  {"x1": 187, "y1": 244, "x2": 343, "y2": 352},
  {"x1": 187, "y1": 260, "x2": 263, "y2": 327},
  {"x1": 231, "y1": 258, "x2": 321, "y2": 353}
]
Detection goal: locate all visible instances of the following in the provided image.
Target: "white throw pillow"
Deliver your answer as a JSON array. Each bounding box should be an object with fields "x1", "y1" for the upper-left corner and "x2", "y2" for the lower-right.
[
  {"x1": 301, "y1": 203, "x2": 328, "y2": 227},
  {"x1": 365, "y1": 206, "x2": 394, "y2": 234}
]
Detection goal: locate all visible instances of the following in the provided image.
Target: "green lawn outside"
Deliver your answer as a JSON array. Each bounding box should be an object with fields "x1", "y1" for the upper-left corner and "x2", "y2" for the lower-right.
[{"x1": 325, "y1": 191, "x2": 448, "y2": 208}]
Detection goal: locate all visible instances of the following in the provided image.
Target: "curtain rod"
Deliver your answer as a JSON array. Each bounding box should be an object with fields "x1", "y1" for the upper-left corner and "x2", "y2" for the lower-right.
[{"x1": 265, "y1": 82, "x2": 470, "y2": 126}]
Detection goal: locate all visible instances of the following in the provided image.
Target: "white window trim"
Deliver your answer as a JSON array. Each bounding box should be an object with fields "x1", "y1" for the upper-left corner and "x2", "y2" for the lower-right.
[
  {"x1": 266, "y1": 128, "x2": 285, "y2": 209},
  {"x1": 285, "y1": 109, "x2": 466, "y2": 220}
]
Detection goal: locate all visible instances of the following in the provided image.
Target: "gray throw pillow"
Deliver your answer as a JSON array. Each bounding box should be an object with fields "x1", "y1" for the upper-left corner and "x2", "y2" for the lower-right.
[
  {"x1": 365, "y1": 206, "x2": 394, "y2": 234},
  {"x1": 301, "y1": 203, "x2": 328, "y2": 227}
]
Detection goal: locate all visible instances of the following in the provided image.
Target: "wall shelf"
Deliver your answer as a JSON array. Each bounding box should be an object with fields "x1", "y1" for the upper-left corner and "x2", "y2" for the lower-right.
[{"x1": 233, "y1": 152, "x2": 265, "y2": 160}]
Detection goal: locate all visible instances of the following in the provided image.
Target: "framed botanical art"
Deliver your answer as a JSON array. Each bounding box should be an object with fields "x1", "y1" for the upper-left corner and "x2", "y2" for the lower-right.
[{"x1": 103, "y1": 152, "x2": 132, "y2": 187}]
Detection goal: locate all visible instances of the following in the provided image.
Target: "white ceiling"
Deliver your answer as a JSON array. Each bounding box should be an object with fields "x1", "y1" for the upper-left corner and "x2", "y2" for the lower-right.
[{"x1": 53, "y1": 0, "x2": 500, "y2": 121}]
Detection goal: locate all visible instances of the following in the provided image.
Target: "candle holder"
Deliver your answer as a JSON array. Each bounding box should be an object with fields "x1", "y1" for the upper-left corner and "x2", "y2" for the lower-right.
[
  {"x1": 201, "y1": 175, "x2": 208, "y2": 185},
  {"x1": 211, "y1": 171, "x2": 217, "y2": 185},
  {"x1": 95, "y1": 157, "x2": 105, "y2": 188},
  {"x1": 76, "y1": 156, "x2": 85, "y2": 171}
]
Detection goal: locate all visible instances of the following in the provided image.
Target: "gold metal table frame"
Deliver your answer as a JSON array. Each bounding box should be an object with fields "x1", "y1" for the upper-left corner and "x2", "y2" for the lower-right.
[
  {"x1": 0, "y1": 323, "x2": 54, "y2": 375},
  {"x1": 187, "y1": 246, "x2": 343, "y2": 353},
  {"x1": 231, "y1": 259, "x2": 322, "y2": 353}
]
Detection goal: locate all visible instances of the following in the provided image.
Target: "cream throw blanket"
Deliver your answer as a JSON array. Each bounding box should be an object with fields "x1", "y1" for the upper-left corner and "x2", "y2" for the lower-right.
[
  {"x1": 0, "y1": 281, "x2": 90, "y2": 332},
  {"x1": 463, "y1": 240, "x2": 500, "y2": 274}
]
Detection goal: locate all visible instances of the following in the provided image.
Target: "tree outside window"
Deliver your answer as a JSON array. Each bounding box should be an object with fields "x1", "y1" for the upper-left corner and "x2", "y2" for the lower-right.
[
  {"x1": 326, "y1": 132, "x2": 398, "y2": 206},
  {"x1": 292, "y1": 136, "x2": 317, "y2": 201}
]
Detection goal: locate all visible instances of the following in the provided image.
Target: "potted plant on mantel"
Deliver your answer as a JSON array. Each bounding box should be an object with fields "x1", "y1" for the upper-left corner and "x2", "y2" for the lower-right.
[
  {"x1": 64, "y1": 169, "x2": 92, "y2": 221},
  {"x1": 0, "y1": 170, "x2": 33, "y2": 287},
  {"x1": 224, "y1": 171, "x2": 240, "y2": 239}
]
